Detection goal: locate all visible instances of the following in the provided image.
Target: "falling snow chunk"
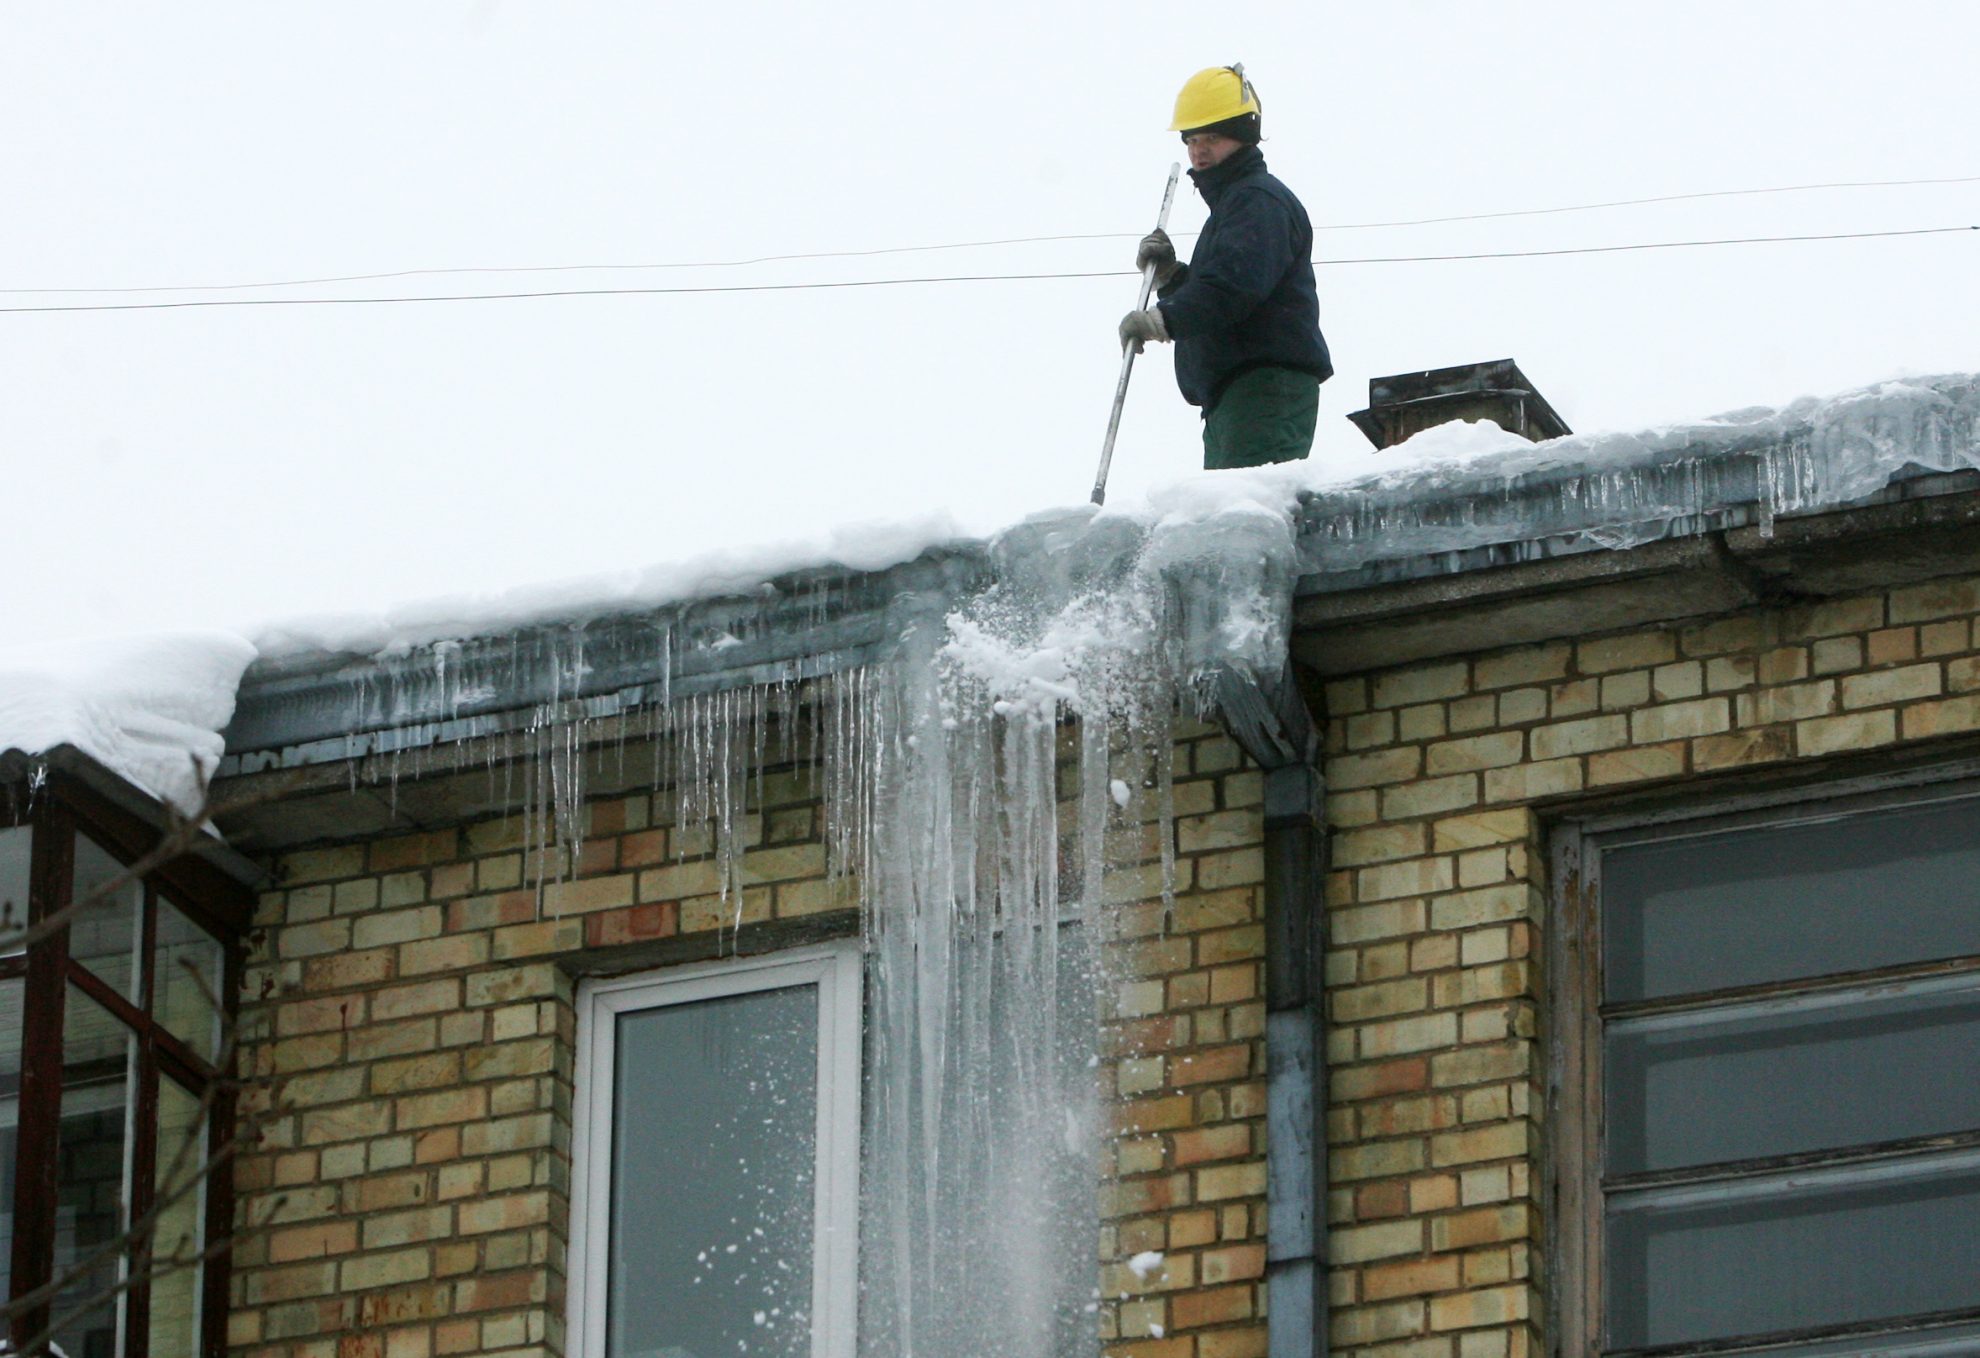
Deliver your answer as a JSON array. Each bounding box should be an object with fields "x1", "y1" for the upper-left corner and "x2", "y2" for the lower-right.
[
  {"x1": 1127, "y1": 1251, "x2": 1165, "y2": 1280},
  {"x1": 1109, "y1": 778, "x2": 1131, "y2": 808}
]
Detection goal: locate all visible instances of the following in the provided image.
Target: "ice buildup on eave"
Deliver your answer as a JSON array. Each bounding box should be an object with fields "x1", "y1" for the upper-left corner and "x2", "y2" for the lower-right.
[
  {"x1": 1295, "y1": 373, "x2": 1980, "y2": 590},
  {"x1": 220, "y1": 372, "x2": 1980, "y2": 772}
]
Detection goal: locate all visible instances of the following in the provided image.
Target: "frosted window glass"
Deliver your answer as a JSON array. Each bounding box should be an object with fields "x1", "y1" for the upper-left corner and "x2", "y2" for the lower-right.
[
  {"x1": 608, "y1": 984, "x2": 818, "y2": 1358},
  {"x1": 1603, "y1": 796, "x2": 1980, "y2": 1001}
]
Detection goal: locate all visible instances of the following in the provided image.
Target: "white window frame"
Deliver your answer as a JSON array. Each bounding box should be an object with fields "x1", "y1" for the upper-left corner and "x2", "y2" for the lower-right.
[{"x1": 567, "y1": 942, "x2": 862, "y2": 1358}]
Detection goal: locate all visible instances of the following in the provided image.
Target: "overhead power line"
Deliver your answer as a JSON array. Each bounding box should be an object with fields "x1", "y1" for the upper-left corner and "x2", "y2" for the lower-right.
[
  {"x1": 0, "y1": 225, "x2": 1969, "y2": 317},
  {"x1": 1, "y1": 174, "x2": 1974, "y2": 298}
]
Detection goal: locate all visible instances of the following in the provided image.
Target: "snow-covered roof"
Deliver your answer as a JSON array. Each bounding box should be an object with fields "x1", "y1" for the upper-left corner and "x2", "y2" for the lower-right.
[
  {"x1": 5, "y1": 373, "x2": 1975, "y2": 812},
  {"x1": 219, "y1": 373, "x2": 1980, "y2": 770}
]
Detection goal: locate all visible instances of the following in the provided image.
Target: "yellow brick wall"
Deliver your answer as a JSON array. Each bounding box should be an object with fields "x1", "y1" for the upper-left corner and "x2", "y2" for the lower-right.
[
  {"x1": 230, "y1": 724, "x2": 1278, "y2": 1358},
  {"x1": 1101, "y1": 722, "x2": 1272, "y2": 1358},
  {"x1": 1317, "y1": 574, "x2": 1980, "y2": 1358}
]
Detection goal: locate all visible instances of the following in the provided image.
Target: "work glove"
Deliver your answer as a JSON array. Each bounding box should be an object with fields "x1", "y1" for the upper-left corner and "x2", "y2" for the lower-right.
[
  {"x1": 1135, "y1": 228, "x2": 1181, "y2": 287},
  {"x1": 1118, "y1": 307, "x2": 1170, "y2": 354}
]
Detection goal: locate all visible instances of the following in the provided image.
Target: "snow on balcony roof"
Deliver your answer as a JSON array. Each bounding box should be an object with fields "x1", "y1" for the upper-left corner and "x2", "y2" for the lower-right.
[{"x1": 0, "y1": 632, "x2": 257, "y2": 813}]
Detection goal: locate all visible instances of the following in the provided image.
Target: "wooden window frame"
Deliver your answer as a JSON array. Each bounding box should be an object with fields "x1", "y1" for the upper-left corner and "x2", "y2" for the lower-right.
[
  {"x1": 3, "y1": 771, "x2": 247, "y2": 1358},
  {"x1": 1549, "y1": 763, "x2": 1980, "y2": 1358},
  {"x1": 567, "y1": 942, "x2": 863, "y2": 1358}
]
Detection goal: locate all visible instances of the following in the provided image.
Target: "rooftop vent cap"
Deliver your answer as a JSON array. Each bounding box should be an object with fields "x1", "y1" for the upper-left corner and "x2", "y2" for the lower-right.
[{"x1": 1347, "y1": 358, "x2": 1570, "y2": 451}]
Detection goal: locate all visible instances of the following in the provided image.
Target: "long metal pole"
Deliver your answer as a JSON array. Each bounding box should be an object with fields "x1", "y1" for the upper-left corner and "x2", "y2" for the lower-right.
[{"x1": 1090, "y1": 162, "x2": 1182, "y2": 506}]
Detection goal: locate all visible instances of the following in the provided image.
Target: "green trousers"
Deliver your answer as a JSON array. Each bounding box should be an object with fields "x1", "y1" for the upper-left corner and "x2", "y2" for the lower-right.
[{"x1": 1202, "y1": 366, "x2": 1321, "y2": 470}]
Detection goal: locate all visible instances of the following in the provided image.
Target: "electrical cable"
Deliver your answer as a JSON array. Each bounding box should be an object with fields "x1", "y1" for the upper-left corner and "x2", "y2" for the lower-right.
[
  {"x1": 1, "y1": 175, "x2": 1974, "y2": 298},
  {"x1": 0, "y1": 225, "x2": 1969, "y2": 316}
]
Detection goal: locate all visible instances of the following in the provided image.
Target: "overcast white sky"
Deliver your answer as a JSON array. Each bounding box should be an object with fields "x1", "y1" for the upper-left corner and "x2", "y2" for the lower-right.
[{"x1": 3, "y1": 2, "x2": 1975, "y2": 649}]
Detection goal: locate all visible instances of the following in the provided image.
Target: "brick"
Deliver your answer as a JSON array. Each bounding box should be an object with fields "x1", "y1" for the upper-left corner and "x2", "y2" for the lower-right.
[
  {"x1": 1737, "y1": 679, "x2": 1836, "y2": 725},
  {"x1": 585, "y1": 901, "x2": 681, "y2": 947},
  {"x1": 1333, "y1": 824, "x2": 1430, "y2": 868},
  {"x1": 1170, "y1": 1284, "x2": 1255, "y2": 1329},
  {"x1": 1331, "y1": 1139, "x2": 1428, "y2": 1182},
  {"x1": 1840, "y1": 663, "x2": 1942, "y2": 709},
  {"x1": 1587, "y1": 742, "x2": 1686, "y2": 786},
  {"x1": 1326, "y1": 678, "x2": 1370, "y2": 715},
  {"x1": 1812, "y1": 636, "x2": 1863, "y2": 675},
  {"x1": 1528, "y1": 715, "x2": 1626, "y2": 761},
  {"x1": 1428, "y1": 1284, "x2": 1531, "y2": 1332},
  {"x1": 1630, "y1": 698, "x2": 1729, "y2": 743},
  {"x1": 1797, "y1": 710, "x2": 1897, "y2": 755},
  {"x1": 1431, "y1": 1121, "x2": 1529, "y2": 1167},
  {"x1": 1331, "y1": 1218, "x2": 1425, "y2": 1264},
  {"x1": 1330, "y1": 747, "x2": 1424, "y2": 791},
  {"x1": 1331, "y1": 900, "x2": 1427, "y2": 945},
  {"x1": 1889, "y1": 578, "x2": 1980, "y2": 624},
  {"x1": 283, "y1": 846, "x2": 368, "y2": 886},
  {"x1": 1172, "y1": 1123, "x2": 1254, "y2": 1167},
  {"x1": 1429, "y1": 1205, "x2": 1534, "y2": 1252},
  {"x1": 1599, "y1": 671, "x2": 1650, "y2": 710},
  {"x1": 1577, "y1": 632, "x2": 1675, "y2": 673},
  {"x1": 1474, "y1": 645, "x2": 1569, "y2": 690},
  {"x1": 1333, "y1": 978, "x2": 1429, "y2": 1023},
  {"x1": 1360, "y1": 1012, "x2": 1458, "y2": 1058},
  {"x1": 1398, "y1": 703, "x2": 1448, "y2": 742},
  {"x1": 1681, "y1": 614, "x2": 1769, "y2": 656},
  {"x1": 1345, "y1": 710, "x2": 1398, "y2": 749},
  {"x1": 1428, "y1": 885, "x2": 1531, "y2": 931},
  {"x1": 1691, "y1": 726, "x2": 1793, "y2": 771},
  {"x1": 1650, "y1": 661, "x2": 1704, "y2": 701},
  {"x1": 1331, "y1": 1056, "x2": 1429, "y2": 1102},
  {"x1": 1373, "y1": 662, "x2": 1469, "y2": 709},
  {"x1": 1381, "y1": 775, "x2": 1480, "y2": 820},
  {"x1": 1867, "y1": 627, "x2": 1919, "y2": 666},
  {"x1": 1425, "y1": 733, "x2": 1525, "y2": 775},
  {"x1": 1361, "y1": 1254, "x2": 1462, "y2": 1301},
  {"x1": 1171, "y1": 1044, "x2": 1251, "y2": 1086},
  {"x1": 1358, "y1": 857, "x2": 1455, "y2": 902},
  {"x1": 1903, "y1": 694, "x2": 1980, "y2": 739}
]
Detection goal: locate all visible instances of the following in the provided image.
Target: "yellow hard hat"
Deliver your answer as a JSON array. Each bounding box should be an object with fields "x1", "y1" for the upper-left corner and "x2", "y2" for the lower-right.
[{"x1": 1168, "y1": 64, "x2": 1261, "y2": 133}]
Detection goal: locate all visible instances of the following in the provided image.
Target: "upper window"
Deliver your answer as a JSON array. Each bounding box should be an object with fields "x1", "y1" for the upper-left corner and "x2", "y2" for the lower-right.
[
  {"x1": 1, "y1": 777, "x2": 246, "y2": 1358},
  {"x1": 1554, "y1": 778, "x2": 1980, "y2": 1357},
  {"x1": 568, "y1": 945, "x2": 862, "y2": 1358}
]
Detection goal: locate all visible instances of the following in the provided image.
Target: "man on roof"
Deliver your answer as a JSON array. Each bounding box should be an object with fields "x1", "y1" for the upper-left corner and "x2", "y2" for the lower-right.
[{"x1": 1119, "y1": 64, "x2": 1333, "y2": 470}]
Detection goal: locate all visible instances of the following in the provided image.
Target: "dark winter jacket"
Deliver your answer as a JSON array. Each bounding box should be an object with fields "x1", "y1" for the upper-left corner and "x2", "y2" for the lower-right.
[{"x1": 1155, "y1": 146, "x2": 1332, "y2": 413}]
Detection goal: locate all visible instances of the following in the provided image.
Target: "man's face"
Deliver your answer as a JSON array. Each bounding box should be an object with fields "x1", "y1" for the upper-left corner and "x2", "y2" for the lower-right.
[{"x1": 1183, "y1": 131, "x2": 1245, "y2": 171}]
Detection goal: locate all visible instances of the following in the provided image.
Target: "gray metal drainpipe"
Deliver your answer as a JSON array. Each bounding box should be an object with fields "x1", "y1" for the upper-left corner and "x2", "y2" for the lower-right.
[
  {"x1": 1264, "y1": 760, "x2": 1327, "y2": 1358},
  {"x1": 1213, "y1": 664, "x2": 1328, "y2": 1358}
]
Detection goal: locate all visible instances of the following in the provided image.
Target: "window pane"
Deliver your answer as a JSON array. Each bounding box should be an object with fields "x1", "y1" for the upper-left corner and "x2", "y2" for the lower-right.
[
  {"x1": 1606, "y1": 1158, "x2": 1980, "y2": 1350},
  {"x1": 71, "y1": 836, "x2": 143, "y2": 1003},
  {"x1": 1, "y1": 824, "x2": 29, "y2": 949},
  {"x1": 148, "y1": 1076, "x2": 205, "y2": 1358},
  {"x1": 1603, "y1": 795, "x2": 1980, "y2": 1001},
  {"x1": 155, "y1": 903, "x2": 224, "y2": 1061},
  {"x1": 56, "y1": 984, "x2": 136, "y2": 1358},
  {"x1": 0, "y1": 976, "x2": 23, "y2": 1302},
  {"x1": 1606, "y1": 976, "x2": 1980, "y2": 1173},
  {"x1": 609, "y1": 983, "x2": 818, "y2": 1358}
]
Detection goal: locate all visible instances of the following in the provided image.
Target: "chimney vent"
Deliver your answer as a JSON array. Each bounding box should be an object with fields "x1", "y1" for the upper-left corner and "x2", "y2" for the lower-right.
[{"x1": 1348, "y1": 358, "x2": 1570, "y2": 450}]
